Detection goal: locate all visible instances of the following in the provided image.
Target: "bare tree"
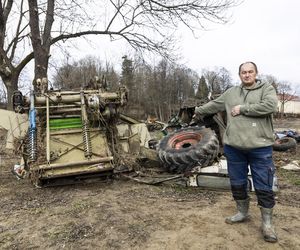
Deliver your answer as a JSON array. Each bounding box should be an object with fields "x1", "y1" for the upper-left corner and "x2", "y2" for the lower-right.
[
  {"x1": 196, "y1": 75, "x2": 209, "y2": 99},
  {"x1": 0, "y1": 0, "x2": 33, "y2": 109},
  {"x1": 202, "y1": 67, "x2": 232, "y2": 95},
  {"x1": 52, "y1": 56, "x2": 118, "y2": 90},
  {"x1": 258, "y1": 74, "x2": 299, "y2": 117},
  {"x1": 28, "y1": 0, "x2": 239, "y2": 86},
  {"x1": 259, "y1": 74, "x2": 278, "y2": 91},
  {"x1": 276, "y1": 81, "x2": 296, "y2": 117},
  {"x1": 1, "y1": 0, "x2": 239, "y2": 109},
  {"x1": 218, "y1": 67, "x2": 233, "y2": 92},
  {"x1": 202, "y1": 69, "x2": 219, "y2": 95},
  {"x1": 143, "y1": 59, "x2": 196, "y2": 121},
  {"x1": 28, "y1": 0, "x2": 55, "y2": 91}
]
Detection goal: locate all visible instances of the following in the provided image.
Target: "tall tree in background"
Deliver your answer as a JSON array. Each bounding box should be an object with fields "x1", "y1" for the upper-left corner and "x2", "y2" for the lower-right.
[
  {"x1": 121, "y1": 56, "x2": 134, "y2": 90},
  {"x1": 260, "y1": 74, "x2": 297, "y2": 117},
  {"x1": 120, "y1": 55, "x2": 137, "y2": 114},
  {"x1": 156, "y1": 60, "x2": 169, "y2": 120},
  {"x1": 259, "y1": 74, "x2": 278, "y2": 91},
  {"x1": 276, "y1": 81, "x2": 295, "y2": 117},
  {"x1": 173, "y1": 67, "x2": 196, "y2": 107},
  {"x1": 202, "y1": 69, "x2": 220, "y2": 95},
  {"x1": 202, "y1": 67, "x2": 233, "y2": 96},
  {"x1": 144, "y1": 59, "x2": 196, "y2": 121},
  {"x1": 218, "y1": 67, "x2": 233, "y2": 92},
  {"x1": 196, "y1": 75, "x2": 209, "y2": 99},
  {"x1": 52, "y1": 56, "x2": 118, "y2": 90}
]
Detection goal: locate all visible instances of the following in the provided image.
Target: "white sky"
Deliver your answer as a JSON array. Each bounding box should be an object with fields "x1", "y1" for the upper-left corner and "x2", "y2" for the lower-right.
[
  {"x1": 179, "y1": 0, "x2": 300, "y2": 89},
  {"x1": 49, "y1": 0, "x2": 300, "y2": 93}
]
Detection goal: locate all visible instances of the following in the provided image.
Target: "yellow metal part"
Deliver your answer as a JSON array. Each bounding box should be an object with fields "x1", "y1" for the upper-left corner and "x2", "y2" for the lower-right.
[
  {"x1": 35, "y1": 159, "x2": 113, "y2": 179},
  {"x1": 31, "y1": 129, "x2": 113, "y2": 181}
]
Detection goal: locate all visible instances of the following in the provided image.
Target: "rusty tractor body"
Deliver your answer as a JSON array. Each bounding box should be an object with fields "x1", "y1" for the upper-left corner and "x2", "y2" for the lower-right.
[{"x1": 12, "y1": 79, "x2": 152, "y2": 187}]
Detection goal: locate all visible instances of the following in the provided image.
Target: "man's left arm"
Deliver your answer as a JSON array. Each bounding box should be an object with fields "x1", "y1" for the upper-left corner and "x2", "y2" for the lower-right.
[{"x1": 235, "y1": 85, "x2": 278, "y2": 117}]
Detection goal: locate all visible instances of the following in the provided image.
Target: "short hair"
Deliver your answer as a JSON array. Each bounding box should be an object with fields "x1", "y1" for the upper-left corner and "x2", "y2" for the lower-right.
[{"x1": 238, "y1": 62, "x2": 258, "y2": 74}]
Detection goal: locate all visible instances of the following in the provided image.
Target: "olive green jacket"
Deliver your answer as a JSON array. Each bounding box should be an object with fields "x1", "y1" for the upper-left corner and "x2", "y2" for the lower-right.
[{"x1": 195, "y1": 80, "x2": 278, "y2": 149}]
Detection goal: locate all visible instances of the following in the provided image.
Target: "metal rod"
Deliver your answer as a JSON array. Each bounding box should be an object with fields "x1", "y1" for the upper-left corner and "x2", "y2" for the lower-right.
[
  {"x1": 36, "y1": 157, "x2": 113, "y2": 170},
  {"x1": 119, "y1": 113, "x2": 141, "y2": 124},
  {"x1": 49, "y1": 89, "x2": 116, "y2": 95},
  {"x1": 46, "y1": 95, "x2": 50, "y2": 163},
  {"x1": 38, "y1": 165, "x2": 114, "y2": 180},
  {"x1": 50, "y1": 128, "x2": 103, "y2": 136},
  {"x1": 121, "y1": 173, "x2": 183, "y2": 185},
  {"x1": 34, "y1": 92, "x2": 119, "y2": 105},
  {"x1": 49, "y1": 115, "x2": 81, "y2": 119},
  {"x1": 50, "y1": 108, "x2": 82, "y2": 114},
  {"x1": 37, "y1": 104, "x2": 81, "y2": 108}
]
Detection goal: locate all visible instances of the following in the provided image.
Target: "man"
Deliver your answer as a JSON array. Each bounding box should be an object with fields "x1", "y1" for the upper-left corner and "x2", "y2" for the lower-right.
[{"x1": 194, "y1": 62, "x2": 278, "y2": 243}]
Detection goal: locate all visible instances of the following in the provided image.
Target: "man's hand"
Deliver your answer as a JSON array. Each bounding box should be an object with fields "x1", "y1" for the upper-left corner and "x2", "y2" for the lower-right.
[
  {"x1": 191, "y1": 113, "x2": 204, "y2": 125},
  {"x1": 231, "y1": 105, "x2": 241, "y2": 117}
]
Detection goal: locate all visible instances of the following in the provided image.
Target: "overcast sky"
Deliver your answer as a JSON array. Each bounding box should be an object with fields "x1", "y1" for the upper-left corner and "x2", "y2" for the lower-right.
[
  {"x1": 52, "y1": 0, "x2": 299, "y2": 93},
  {"x1": 179, "y1": 0, "x2": 300, "y2": 90}
]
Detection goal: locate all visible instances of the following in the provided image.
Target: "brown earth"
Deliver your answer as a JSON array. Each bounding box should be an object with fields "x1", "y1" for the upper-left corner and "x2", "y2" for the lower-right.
[{"x1": 0, "y1": 119, "x2": 300, "y2": 250}]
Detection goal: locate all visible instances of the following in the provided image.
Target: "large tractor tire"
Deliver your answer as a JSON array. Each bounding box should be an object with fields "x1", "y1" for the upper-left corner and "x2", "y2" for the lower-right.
[
  {"x1": 273, "y1": 137, "x2": 297, "y2": 151},
  {"x1": 157, "y1": 127, "x2": 219, "y2": 173}
]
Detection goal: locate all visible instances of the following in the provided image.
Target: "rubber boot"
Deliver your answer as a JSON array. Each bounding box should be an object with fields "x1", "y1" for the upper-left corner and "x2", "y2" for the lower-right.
[
  {"x1": 260, "y1": 207, "x2": 278, "y2": 243},
  {"x1": 225, "y1": 198, "x2": 250, "y2": 224}
]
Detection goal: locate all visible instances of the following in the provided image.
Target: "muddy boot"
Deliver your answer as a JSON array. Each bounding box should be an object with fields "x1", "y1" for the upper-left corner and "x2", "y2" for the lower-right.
[
  {"x1": 260, "y1": 207, "x2": 278, "y2": 243},
  {"x1": 225, "y1": 198, "x2": 250, "y2": 224}
]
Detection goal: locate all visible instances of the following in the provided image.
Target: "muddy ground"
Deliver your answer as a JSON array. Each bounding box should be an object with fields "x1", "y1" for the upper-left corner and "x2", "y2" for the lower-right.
[{"x1": 0, "y1": 118, "x2": 300, "y2": 250}]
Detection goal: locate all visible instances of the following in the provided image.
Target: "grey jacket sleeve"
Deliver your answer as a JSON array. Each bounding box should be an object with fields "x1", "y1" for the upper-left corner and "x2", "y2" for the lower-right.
[
  {"x1": 194, "y1": 94, "x2": 226, "y2": 115},
  {"x1": 240, "y1": 84, "x2": 278, "y2": 116}
]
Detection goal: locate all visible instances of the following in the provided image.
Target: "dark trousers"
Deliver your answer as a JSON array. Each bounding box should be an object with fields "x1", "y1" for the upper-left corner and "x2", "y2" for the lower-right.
[{"x1": 224, "y1": 144, "x2": 275, "y2": 208}]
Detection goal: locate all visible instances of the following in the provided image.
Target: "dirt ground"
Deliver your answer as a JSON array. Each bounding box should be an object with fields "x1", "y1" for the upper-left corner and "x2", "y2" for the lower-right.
[{"x1": 0, "y1": 118, "x2": 300, "y2": 250}]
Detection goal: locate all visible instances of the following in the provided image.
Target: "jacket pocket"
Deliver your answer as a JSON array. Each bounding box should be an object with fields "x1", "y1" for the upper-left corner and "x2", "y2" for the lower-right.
[{"x1": 225, "y1": 117, "x2": 261, "y2": 148}]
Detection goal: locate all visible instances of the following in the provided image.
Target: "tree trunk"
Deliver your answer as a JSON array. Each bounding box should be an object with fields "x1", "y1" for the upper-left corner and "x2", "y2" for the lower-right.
[
  {"x1": 33, "y1": 52, "x2": 49, "y2": 91},
  {"x1": 280, "y1": 102, "x2": 285, "y2": 119},
  {"x1": 28, "y1": 0, "x2": 54, "y2": 92},
  {"x1": 158, "y1": 104, "x2": 163, "y2": 122},
  {"x1": 35, "y1": 54, "x2": 49, "y2": 79},
  {"x1": 4, "y1": 76, "x2": 18, "y2": 110}
]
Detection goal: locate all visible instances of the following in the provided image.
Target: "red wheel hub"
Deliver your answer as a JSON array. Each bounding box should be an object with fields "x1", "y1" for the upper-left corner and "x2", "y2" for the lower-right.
[{"x1": 168, "y1": 132, "x2": 202, "y2": 150}]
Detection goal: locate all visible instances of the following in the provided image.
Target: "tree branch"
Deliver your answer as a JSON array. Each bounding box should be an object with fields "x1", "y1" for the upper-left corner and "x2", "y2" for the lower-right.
[
  {"x1": 9, "y1": 0, "x2": 26, "y2": 60},
  {"x1": 28, "y1": 0, "x2": 42, "y2": 50},
  {"x1": 3, "y1": 0, "x2": 13, "y2": 22},
  {"x1": 42, "y1": 0, "x2": 55, "y2": 47},
  {"x1": 0, "y1": 0, "x2": 13, "y2": 46},
  {"x1": 106, "y1": 0, "x2": 127, "y2": 31},
  {"x1": 15, "y1": 52, "x2": 34, "y2": 76}
]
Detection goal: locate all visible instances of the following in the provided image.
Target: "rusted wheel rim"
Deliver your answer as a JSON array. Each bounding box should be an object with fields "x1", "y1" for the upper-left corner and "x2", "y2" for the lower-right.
[
  {"x1": 168, "y1": 131, "x2": 202, "y2": 149},
  {"x1": 275, "y1": 138, "x2": 289, "y2": 145}
]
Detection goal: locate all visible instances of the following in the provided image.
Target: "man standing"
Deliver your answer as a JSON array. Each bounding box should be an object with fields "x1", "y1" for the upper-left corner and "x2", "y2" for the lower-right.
[{"x1": 194, "y1": 62, "x2": 278, "y2": 242}]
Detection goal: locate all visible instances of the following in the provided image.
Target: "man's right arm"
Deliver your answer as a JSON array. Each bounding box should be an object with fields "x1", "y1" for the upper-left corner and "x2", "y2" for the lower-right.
[{"x1": 194, "y1": 94, "x2": 226, "y2": 115}]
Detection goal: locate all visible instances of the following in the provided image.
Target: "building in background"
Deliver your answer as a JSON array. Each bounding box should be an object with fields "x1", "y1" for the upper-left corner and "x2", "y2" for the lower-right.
[{"x1": 277, "y1": 94, "x2": 300, "y2": 115}]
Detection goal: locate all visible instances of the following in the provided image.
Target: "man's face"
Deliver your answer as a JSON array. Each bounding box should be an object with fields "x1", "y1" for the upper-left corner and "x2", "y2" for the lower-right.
[{"x1": 239, "y1": 63, "x2": 257, "y2": 86}]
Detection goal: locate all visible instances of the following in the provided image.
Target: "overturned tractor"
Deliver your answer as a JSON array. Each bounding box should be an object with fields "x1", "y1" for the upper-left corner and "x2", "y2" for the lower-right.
[{"x1": 12, "y1": 77, "x2": 152, "y2": 187}]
